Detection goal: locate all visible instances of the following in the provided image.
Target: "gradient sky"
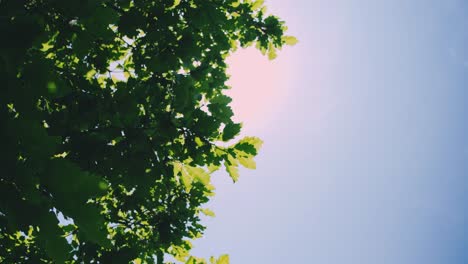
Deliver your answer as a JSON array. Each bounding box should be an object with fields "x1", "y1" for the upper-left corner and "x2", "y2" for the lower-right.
[{"x1": 191, "y1": 1, "x2": 468, "y2": 263}]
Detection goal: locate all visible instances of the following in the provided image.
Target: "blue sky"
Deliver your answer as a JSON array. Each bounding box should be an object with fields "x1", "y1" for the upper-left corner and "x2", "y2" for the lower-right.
[{"x1": 192, "y1": 1, "x2": 468, "y2": 263}]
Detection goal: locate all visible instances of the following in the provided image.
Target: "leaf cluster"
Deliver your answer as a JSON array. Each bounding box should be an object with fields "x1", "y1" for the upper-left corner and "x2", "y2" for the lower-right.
[{"x1": 0, "y1": 0, "x2": 294, "y2": 263}]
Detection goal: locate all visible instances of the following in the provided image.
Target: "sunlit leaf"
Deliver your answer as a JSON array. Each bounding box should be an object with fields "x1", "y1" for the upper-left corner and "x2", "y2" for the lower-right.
[
  {"x1": 201, "y1": 208, "x2": 216, "y2": 217},
  {"x1": 171, "y1": 0, "x2": 181, "y2": 9},
  {"x1": 238, "y1": 155, "x2": 256, "y2": 169},
  {"x1": 282, "y1": 35, "x2": 299, "y2": 46},
  {"x1": 217, "y1": 255, "x2": 230, "y2": 264},
  {"x1": 225, "y1": 162, "x2": 240, "y2": 182},
  {"x1": 252, "y1": 0, "x2": 264, "y2": 10}
]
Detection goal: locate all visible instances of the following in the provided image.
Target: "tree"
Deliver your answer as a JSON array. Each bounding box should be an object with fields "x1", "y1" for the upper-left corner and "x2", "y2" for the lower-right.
[{"x1": 0, "y1": 0, "x2": 296, "y2": 263}]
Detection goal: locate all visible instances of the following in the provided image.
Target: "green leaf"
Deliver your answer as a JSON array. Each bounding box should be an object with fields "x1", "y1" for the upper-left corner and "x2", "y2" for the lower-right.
[
  {"x1": 234, "y1": 137, "x2": 264, "y2": 155},
  {"x1": 237, "y1": 155, "x2": 256, "y2": 169},
  {"x1": 177, "y1": 163, "x2": 212, "y2": 192},
  {"x1": 268, "y1": 48, "x2": 277, "y2": 60},
  {"x1": 181, "y1": 167, "x2": 194, "y2": 192},
  {"x1": 201, "y1": 208, "x2": 216, "y2": 217},
  {"x1": 186, "y1": 166, "x2": 211, "y2": 186},
  {"x1": 208, "y1": 164, "x2": 220, "y2": 173},
  {"x1": 251, "y1": 0, "x2": 264, "y2": 10},
  {"x1": 74, "y1": 206, "x2": 112, "y2": 248},
  {"x1": 222, "y1": 122, "x2": 242, "y2": 141},
  {"x1": 44, "y1": 159, "x2": 108, "y2": 201},
  {"x1": 217, "y1": 255, "x2": 230, "y2": 264},
  {"x1": 37, "y1": 212, "x2": 72, "y2": 262},
  {"x1": 231, "y1": 1, "x2": 241, "y2": 8},
  {"x1": 210, "y1": 94, "x2": 233, "y2": 105},
  {"x1": 282, "y1": 35, "x2": 299, "y2": 46},
  {"x1": 208, "y1": 103, "x2": 234, "y2": 123},
  {"x1": 186, "y1": 256, "x2": 207, "y2": 264},
  {"x1": 171, "y1": 0, "x2": 181, "y2": 9},
  {"x1": 174, "y1": 78, "x2": 191, "y2": 111},
  {"x1": 118, "y1": 9, "x2": 145, "y2": 37},
  {"x1": 60, "y1": 224, "x2": 76, "y2": 233},
  {"x1": 225, "y1": 162, "x2": 239, "y2": 182}
]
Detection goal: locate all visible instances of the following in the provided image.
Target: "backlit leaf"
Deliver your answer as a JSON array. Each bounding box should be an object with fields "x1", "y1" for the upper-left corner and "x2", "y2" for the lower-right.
[
  {"x1": 201, "y1": 208, "x2": 216, "y2": 217},
  {"x1": 282, "y1": 35, "x2": 299, "y2": 46},
  {"x1": 252, "y1": 0, "x2": 264, "y2": 10},
  {"x1": 217, "y1": 255, "x2": 230, "y2": 264},
  {"x1": 238, "y1": 155, "x2": 256, "y2": 169},
  {"x1": 225, "y1": 162, "x2": 240, "y2": 182}
]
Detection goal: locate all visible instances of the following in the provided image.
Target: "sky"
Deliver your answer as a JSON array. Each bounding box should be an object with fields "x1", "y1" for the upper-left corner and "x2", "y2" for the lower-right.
[{"x1": 191, "y1": 1, "x2": 468, "y2": 263}]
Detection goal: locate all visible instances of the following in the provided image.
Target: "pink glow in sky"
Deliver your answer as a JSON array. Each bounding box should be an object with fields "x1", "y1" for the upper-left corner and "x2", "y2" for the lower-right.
[{"x1": 224, "y1": 47, "x2": 292, "y2": 131}]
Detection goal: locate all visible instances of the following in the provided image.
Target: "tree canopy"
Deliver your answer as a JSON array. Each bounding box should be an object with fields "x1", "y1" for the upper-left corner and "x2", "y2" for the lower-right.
[{"x1": 0, "y1": 0, "x2": 295, "y2": 263}]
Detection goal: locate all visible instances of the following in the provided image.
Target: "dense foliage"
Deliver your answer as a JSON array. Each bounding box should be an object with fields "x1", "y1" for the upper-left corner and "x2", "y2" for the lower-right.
[{"x1": 0, "y1": 0, "x2": 295, "y2": 262}]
